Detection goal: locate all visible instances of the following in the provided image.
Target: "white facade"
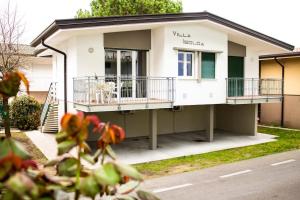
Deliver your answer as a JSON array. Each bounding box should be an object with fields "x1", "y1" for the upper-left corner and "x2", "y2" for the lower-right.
[
  {"x1": 19, "y1": 55, "x2": 52, "y2": 103},
  {"x1": 49, "y1": 22, "x2": 270, "y2": 109},
  {"x1": 34, "y1": 14, "x2": 291, "y2": 142},
  {"x1": 23, "y1": 57, "x2": 52, "y2": 92}
]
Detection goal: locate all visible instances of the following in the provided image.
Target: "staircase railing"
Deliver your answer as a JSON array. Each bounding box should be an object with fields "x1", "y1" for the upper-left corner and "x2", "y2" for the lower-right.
[{"x1": 40, "y1": 82, "x2": 57, "y2": 127}]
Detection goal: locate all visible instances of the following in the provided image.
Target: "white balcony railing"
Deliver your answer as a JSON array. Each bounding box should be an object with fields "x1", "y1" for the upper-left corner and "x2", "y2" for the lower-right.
[
  {"x1": 73, "y1": 76, "x2": 175, "y2": 106},
  {"x1": 226, "y1": 78, "x2": 283, "y2": 102}
]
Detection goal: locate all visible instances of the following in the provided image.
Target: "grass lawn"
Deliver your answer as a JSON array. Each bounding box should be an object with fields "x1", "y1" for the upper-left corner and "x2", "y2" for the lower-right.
[
  {"x1": 0, "y1": 131, "x2": 47, "y2": 164},
  {"x1": 135, "y1": 126, "x2": 300, "y2": 179}
]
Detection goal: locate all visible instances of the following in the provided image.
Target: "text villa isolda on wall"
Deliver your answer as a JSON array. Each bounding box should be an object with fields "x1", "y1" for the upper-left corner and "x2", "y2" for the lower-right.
[{"x1": 172, "y1": 31, "x2": 204, "y2": 46}]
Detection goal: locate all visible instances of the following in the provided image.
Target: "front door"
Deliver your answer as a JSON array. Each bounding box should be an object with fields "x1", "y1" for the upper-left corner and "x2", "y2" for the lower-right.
[{"x1": 228, "y1": 56, "x2": 244, "y2": 97}]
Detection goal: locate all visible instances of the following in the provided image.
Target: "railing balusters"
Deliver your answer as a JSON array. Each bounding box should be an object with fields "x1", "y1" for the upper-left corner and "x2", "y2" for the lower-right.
[
  {"x1": 73, "y1": 76, "x2": 175, "y2": 106},
  {"x1": 40, "y1": 82, "x2": 57, "y2": 127},
  {"x1": 226, "y1": 78, "x2": 283, "y2": 101}
]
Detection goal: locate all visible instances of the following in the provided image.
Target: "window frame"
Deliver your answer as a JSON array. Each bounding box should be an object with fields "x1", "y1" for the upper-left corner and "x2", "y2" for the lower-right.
[{"x1": 177, "y1": 51, "x2": 195, "y2": 78}]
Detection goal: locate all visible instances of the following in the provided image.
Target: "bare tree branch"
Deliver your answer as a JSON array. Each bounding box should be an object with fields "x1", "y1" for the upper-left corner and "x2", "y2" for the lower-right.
[{"x1": 0, "y1": 0, "x2": 26, "y2": 76}]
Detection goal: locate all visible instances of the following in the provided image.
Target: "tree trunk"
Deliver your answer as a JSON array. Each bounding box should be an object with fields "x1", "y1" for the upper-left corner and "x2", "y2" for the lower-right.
[{"x1": 2, "y1": 96, "x2": 11, "y2": 138}]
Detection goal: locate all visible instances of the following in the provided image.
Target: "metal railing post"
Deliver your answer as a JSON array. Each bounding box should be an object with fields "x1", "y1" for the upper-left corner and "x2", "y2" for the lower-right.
[
  {"x1": 117, "y1": 76, "x2": 121, "y2": 104},
  {"x1": 167, "y1": 77, "x2": 170, "y2": 101},
  {"x1": 172, "y1": 77, "x2": 175, "y2": 102},
  {"x1": 235, "y1": 78, "x2": 237, "y2": 97},
  {"x1": 226, "y1": 78, "x2": 228, "y2": 98},
  {"x1": 88, "y1": 77, "x2": 91, "y2": 105},
  {"x1": 251, "y1": 78, "x2": 254, "y2": 101},
  {"x1": 146, "y1": 77, "x2": 150, "y2": 105}
]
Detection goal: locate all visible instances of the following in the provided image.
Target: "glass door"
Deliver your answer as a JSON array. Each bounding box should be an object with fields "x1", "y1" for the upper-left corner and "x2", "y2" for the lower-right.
[
  {"x1": 228, "y1": 56, "x2": 244, "y2": 97},
  {"x1": 104, "y1": 49, "x2": 147, "y2": 100},
  {"x1": 120, "y1": 50, "x2": 134, "y2": 98}
]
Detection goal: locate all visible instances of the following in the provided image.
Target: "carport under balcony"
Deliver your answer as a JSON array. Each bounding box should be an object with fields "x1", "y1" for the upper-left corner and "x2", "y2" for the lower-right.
[{"x1": 73, "y1": 76, "x2": 175, "y2": 112}]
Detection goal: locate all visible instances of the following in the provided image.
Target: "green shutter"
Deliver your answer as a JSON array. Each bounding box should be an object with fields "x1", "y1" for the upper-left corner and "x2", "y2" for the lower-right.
[{"x1": 201, "y1": 53, "x2": 215, "y2": 79}]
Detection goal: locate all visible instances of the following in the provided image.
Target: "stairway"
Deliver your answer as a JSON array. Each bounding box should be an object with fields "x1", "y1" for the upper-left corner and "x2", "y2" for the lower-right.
[
  {"x1": 41, "y1": 103, "x2": 59, "y2": 133},
  {"x1": 40, "y1": 82, "x2": 59, "y2": 133}
]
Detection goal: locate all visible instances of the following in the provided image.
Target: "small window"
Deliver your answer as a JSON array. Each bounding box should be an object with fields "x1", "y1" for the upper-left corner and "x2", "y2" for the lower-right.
[
  {"x1": 201, "y1": 52, "x2": 215, "y2": 79},
  {"x1": 178, "y1": 51, "x2": 194, "y2": 77},
  {"x1": 178, "y1": 52, "x2": 184, "y2": 76}
]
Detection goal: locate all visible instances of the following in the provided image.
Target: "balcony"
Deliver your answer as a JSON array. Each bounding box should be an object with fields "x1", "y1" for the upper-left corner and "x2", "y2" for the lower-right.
[
  {"x1": 73, "y1": 76, "x2": 175, "y2": 112},
  {"x1": 226, "y1": 78, "x2": 283, "y2": 104}
]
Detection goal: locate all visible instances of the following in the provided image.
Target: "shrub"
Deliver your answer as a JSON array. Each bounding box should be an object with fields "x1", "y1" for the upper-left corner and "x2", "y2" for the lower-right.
[{"x1": 10, "y1": 95, "x2": 41, "y2": 130}]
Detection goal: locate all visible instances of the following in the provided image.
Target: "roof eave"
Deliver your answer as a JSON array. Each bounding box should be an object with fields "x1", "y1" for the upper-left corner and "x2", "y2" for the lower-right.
[
  {"x1": 260, "y1": 52, "x2": 300, "y2": 60},
  {"x1": 30, "y1": 12, "x2": 294, "y2": 51}
]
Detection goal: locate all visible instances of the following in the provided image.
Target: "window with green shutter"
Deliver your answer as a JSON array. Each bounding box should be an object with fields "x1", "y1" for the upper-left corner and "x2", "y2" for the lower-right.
[{"x1": 201, "y1": 52, "x2": 215, "y2": 79}]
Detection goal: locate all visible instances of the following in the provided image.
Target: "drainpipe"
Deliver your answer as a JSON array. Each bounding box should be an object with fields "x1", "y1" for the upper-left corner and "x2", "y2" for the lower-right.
[
  {"x1": 258, "y1": 60, "x2": 262, "y2": 123},
  {"x1": 41, "y1": 39, "x2": 67, "y2": 114},
  {"x1": 274, "y1": 57, "x2": 284, "y2": 127}
]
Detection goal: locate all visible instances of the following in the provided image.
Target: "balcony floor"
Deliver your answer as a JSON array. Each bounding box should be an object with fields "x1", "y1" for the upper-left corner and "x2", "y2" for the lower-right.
[
  {"x1": 227, "y1": 95, "x2": 282, "y2": 104},
  {"x1": 74, "y1": 98, "x2": 173, "y2": 112}
]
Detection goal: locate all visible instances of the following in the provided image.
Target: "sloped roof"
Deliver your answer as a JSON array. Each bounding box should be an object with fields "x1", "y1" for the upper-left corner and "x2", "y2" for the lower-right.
[
  {"x1": 30, "y1": 11, "x2": 294, "y2": 51},
  {"x1": 260, "y1": 51, "x2": 300, "y2": 60}
]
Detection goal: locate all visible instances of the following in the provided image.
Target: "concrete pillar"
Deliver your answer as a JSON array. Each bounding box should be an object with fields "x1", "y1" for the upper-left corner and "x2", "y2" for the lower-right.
[
  {"x1": 253, "y1": 104, "x2": 258, "y2": 136},
  {"x1": 206, "y1": 105, "x2": 214, "y2": 142},
  {"x1": 149, "y1": 109, "x2": 158, "y2": 150}
]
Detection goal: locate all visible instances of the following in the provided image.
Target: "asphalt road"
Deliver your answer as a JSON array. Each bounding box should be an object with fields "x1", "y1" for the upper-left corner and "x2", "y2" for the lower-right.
[{"x1": 141, "y1": 150, "x2": 300, "y2": 200}]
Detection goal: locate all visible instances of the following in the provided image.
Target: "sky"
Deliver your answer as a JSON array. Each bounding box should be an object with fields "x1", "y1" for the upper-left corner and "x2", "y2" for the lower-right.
[{"x1": 0, "y1": 0, "x2": 299, "y2": 48}]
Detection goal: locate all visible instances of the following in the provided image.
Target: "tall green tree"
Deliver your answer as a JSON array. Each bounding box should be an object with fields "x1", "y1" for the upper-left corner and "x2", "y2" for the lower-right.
[{"x1": 76, "y1": 0, "x2": 182, "y2": 18}]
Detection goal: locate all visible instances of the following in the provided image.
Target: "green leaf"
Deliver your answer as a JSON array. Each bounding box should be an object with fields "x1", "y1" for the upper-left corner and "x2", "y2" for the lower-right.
[
  {"x1": 5, "y1": 173, "x2": 38, "y2": 198},
  {"x1": 44, "y1": 157, "x2": 61, "y2": 167},
  {"x1": 82, "y1": 141, "x2": 92, "y2": 153},
  {"x1": 93, "y1": 163, "x2": 121, "y2": 186},
  {"x1": 1, "y1": 190, "x2": 19, "y2": 200},
  {"x1": 0, "y1": 138, "x2": 30, "y2": 159},
  {"x1": 80, "y1": 152, "x2": 95, "y2": 164},
  {"x1": 93, "y1": 149, "x2": 102, "y2": 162},
  {"x1": 118, "y1": 181, "x2": 140, "y2": 195},
  {"x1": 57, "y1": 157, "x2": 78, "y2": 177},
  {"x1": 57, "y1": 140, "x2": 76, "y2": 155},
  {"x1": 0, "y1": 162, "x2": 12, "y2": 180},
  {"x1": 136, "y1": 190, "x2": 160, "y2": 200},
  {"x1": 115, "y1": 195, "x2": 138, "y2": 200},
  {"x1": 79, "y1": 176, "x2": 100, "y2": 198},
  {"x1": 55, "y1": 131, "x2": 68, "y2": 143},
  {"x1": 106, "y1": 145, "x2": 117, "y2": 160},
  {"x1": 114, "y1": 162, "x2": 143, "y2": 181}
]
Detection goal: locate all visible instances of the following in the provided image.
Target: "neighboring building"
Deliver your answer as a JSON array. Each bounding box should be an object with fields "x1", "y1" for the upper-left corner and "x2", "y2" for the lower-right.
[
  {"x1": 260, "y1": 52, "x2": 300, "y2": 128},
  {"x1": 31, "y1": 12, "x2": 293, "y2": 147},
  {"x1": 19, "y1": 45, "x2": 52, "y2": 103}
]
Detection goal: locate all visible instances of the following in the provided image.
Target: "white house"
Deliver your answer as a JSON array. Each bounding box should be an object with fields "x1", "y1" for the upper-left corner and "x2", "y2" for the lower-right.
[
  {"x1": 31, "y1": 12, "x2": 293, "y2": 148},
  {"x1": 19, "y1": 45, "x2": 52, "y2": 103}
]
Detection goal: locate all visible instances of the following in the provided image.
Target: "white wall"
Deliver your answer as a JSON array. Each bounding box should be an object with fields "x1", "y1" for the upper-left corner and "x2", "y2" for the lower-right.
[
  {"x1": 244, "y1": 47, "x2": 259, "y2": 79},
  {"x1": 51, "y1": 22, "x2": 262, "y2": 123},
  {"x1": 87, "y1": 105, "x2": 210, "y2": 141},
  {"x1": 216, "y1": 104, "x2": 258, "y2": 136},
  {"x1": 150, "y1": 24, "x2": 228, "y2": 105},
  {"x1": 52, "y1": 34, "x2": 106, "y2": 122},
  {"x1": 76, "y1": 34, "x2": 105, "y2": 77},
  {"x1": 22, "y1": 57, "x2": 52, "y2": 92}
]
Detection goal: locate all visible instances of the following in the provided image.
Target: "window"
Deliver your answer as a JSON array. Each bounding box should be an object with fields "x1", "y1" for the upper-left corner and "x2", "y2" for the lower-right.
[
  {"x1": 201, "y1": 52, "x2": 215, "y2": 79},
  {"x1": 178, "y1": 52, "x2": 184, "y2": 76},
  {"x1": 178, "y1": 51, "x2": 194, "y2": 77}
]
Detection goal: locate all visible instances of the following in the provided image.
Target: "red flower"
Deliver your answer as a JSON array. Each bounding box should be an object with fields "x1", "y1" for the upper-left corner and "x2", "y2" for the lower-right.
[
  {"x1": 60, "y1": 112, "x2": 84, "y2": 136},
  {"x1": 97, "y1": 124, "x2": 125, "y2": 149}
]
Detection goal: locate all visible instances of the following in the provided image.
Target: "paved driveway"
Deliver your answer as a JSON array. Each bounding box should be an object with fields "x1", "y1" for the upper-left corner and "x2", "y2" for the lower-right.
[{"x1": 26, "y1": 130, "x2": 276, "y2": 164}]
